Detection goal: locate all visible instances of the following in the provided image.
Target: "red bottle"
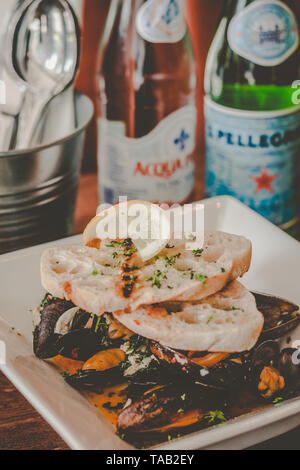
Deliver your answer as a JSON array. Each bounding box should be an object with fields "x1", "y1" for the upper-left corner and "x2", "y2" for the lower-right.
[{"x1": 98, "y1": 0, "x2": 197, "y2": 205}]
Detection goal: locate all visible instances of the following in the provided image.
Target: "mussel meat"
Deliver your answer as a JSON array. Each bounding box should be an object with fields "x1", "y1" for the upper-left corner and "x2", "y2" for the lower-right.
[
  {"x1": 249, "y1": 340, "x2": 288, "y2": 399},
  {"x1": 66, "y1": 348, "x2": 125, "y2": 390}
]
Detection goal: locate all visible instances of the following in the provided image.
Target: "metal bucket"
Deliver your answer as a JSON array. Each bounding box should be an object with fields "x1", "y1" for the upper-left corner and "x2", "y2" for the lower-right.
[{"x1": 0, "y1": 91, "x2": 94, "y2": 254}]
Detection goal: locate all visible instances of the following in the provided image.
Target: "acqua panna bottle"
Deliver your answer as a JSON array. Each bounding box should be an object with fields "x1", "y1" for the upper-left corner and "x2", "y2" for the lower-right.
[
  {"x1": 97, "y1": 0, "x2": 197, "y2": 205},
  {"x1": 205, "y1": 0, "x2": 300, "y2": 237}
]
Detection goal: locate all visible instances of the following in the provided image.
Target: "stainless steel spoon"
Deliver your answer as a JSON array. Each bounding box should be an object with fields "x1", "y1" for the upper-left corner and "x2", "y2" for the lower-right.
[{"x1": 12, "y1": 0, "x2": 80, "y2": 149}]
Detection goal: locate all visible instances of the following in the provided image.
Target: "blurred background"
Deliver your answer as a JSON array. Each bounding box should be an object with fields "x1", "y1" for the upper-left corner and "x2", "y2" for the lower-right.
[{"x1": 76, "y1": 0, "x2": 224, "y2": 173}]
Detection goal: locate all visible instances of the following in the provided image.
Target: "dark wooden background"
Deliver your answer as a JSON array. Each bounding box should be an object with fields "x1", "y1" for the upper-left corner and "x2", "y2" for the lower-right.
[{"x1": 1, "y1": 0, "x2": 300, "y2": 450}]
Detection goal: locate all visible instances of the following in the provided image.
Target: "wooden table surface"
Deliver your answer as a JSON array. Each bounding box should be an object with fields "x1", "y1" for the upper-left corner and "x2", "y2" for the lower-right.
[{"x1": 1, "y1": 173, "x2": 300, "y2": 450}]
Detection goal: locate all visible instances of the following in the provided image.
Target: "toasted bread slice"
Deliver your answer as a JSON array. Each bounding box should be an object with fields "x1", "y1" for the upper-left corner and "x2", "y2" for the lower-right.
[
  {"x1": 41, "y1": 231, "x2": 252, "y2": 316},
  {"x1": 114, "y1": 281, "x2": 264, "y2": 353}
]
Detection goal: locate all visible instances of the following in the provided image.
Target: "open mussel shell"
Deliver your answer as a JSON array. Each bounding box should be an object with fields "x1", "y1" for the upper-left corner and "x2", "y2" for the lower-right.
[
  {"x1": 34, "y1": 296, "x2": 124, "y2": 360},
  {"x1": 56, "y1": 328, "x2": 104, "y2": 362},
  {"x1": 117, "y1": 383, "x2": 226, "y2": 435},
  {"x1": 65, "y1": 367, "x2": 122, "y2": 390},
  {"x1": 33, "y1": 297, "x2": 75, "y2": 358},
  {"x1": 249, "y1": 340, "x2": 280, "y2": 381},
  {"x1": 253, "y1": 292, "x2": 300, "y2": 341},
  {"x1": 65, "y1": 348, "x2": 125, "y2": 390}
]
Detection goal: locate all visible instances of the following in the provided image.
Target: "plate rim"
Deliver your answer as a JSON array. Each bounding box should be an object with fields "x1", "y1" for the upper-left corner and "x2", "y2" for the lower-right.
[{"x1": 1, "y1": 195, "x2": 300, "y2": 450}]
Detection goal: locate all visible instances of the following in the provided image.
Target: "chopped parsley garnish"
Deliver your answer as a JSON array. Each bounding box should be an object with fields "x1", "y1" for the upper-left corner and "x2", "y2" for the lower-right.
[
  {"x1": 155, "y1": 253, "x2": 181, "y2": 267},
  {"x1": 191, "y1": 273, "x2": 208, "y2": 286},
  {"x1": 60, "y1": 371, "x2": 71, "y2": 379},
  {"x1": 192, "y1": 248, "x2": 203, "y2": 258},
  {"x1": 164, "y1": 253, "x2": 181, "y2": 266},
  {"x1": 204, "y1": 410, "x2": 227, "y2": 424},
  {"x1": 273, "y1": 397, "x2": 284, "y2": 405},
  {"x1": 40, "y1": 294, "x2": 59, "y2": 308},
  {"x1": 194, "y1": 273, "x2": 207, "y2": 282},
  {"x1": 106, "y1": 241, "x2": 117, "y2": 248},
  {"x1": 147, "y1": 270, "x2": 167, "y2": 288},
  {"x1": 92, "y1": 269, "x2": 99, "y2": 276},
  {"x1": 221, "y1": 268, "x2": 226, "y2": 273},
  {"x1": 112, "y1": 252, "x2": 118, "y2": 259},
  {"x1": 207, "y1": 315, "x2": 214, "y2": 324},
  {"x1": 106, "y1": 239, "x2": 137, "y2": 258},
  {"x1": 181, "y1": 393, "x2": 186, "y2": 401},
  {"x1": 124, "y1": 247, "x2": 137, "y2": 256},
  {"x1": 126, "y1": 335, "x2": 145, "y2": 353}
]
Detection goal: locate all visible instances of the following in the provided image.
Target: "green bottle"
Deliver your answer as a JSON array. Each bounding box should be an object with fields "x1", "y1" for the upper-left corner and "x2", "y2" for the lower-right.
[{"x1": 205, "y1": 0, "x2": 300, "y2": 237}]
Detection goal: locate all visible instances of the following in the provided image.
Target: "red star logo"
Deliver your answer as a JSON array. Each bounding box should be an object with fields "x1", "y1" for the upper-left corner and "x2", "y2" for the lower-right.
[{"x1": 251, "y1": 168, "x2": 279, "y2": 194}]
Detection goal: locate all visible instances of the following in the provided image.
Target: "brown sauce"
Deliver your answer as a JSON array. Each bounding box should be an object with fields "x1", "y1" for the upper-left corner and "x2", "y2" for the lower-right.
[
  {"x1": 50, "y1": 355, "x2": 295, "y2": 447},
  {"x1": 51, "y1": 356, "x2": 127, "y2": 427}
]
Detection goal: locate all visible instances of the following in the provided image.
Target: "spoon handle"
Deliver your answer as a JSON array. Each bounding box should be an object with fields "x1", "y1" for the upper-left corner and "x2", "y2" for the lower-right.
[
  {"x1": 15, "y1": 90, "x2": 51, "y2": 150},
  {"x1": 0, "y1": 114, "x2": 15, "y2": 151}
]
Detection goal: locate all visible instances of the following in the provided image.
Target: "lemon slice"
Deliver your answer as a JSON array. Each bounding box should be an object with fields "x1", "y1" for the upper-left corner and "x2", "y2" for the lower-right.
[{"x1": 83, "y1": 201, "x2": 171, "y2": 262}]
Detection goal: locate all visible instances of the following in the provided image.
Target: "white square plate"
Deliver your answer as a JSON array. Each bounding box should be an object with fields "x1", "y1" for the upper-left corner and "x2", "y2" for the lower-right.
[{"x1": 1, "y1": 196, "x2": 300, "y2": 450}]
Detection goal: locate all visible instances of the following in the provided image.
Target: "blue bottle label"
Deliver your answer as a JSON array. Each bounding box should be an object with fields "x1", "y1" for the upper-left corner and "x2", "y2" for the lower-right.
[
  {"x1": 205, "y1": 97, "x2": 300, "y2": 226},
  {"x1": 228, "y1": 0, "x2": 299, "y2": 66},
  {"x1": 136, "y1": 0, "x2": 186, "y2": 43}
]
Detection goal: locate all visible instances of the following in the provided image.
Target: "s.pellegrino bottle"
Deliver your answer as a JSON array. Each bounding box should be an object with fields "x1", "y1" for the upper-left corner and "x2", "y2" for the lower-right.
[
  {"x1": 205, "y1": 0, "x2": 300, "y2": 237},
  {"x1": 98, "y1": 0, "x2": 196, "y2": 205}
]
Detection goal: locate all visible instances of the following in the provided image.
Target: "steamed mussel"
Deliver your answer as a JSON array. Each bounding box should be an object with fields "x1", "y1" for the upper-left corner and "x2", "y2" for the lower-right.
[
  {"x1": 117, "y1": 383, "x2": 227, "y2": 436},
  {"x1": 33, "y1": 290, "x2": 300, "y2": 439},
  {"x1": 65, "y1": 348, "x2": 126, "y2": 389},
  {"x1": 253, "y1": 292, "x2": 300, "y2": 340},
  {"x1": 33, "y1": 293, "x2": 134, "y2": 360}
]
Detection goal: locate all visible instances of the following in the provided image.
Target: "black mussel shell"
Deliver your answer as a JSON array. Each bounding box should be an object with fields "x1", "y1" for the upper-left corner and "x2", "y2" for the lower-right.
[
  {"x1": 253, "y1": 292, "x2": 300, "y2": 340},
  {"x1": 278, "y1": 348, "x2": 300, "y2": 392},
  {"x1": 117, "y1": 383, "x2": 226, "y2": 435},
  {"x1": 65, "y1": 367, "x2": 122, "y2": 390},
  {"x1": 56, "y1": 328, "x2": 104, "y2": 362},
  {"x1": 150, "y1": 341, "x2": 244, "y2": 392},
  {"x1": 70, "y1": 310, "x2": 92, "y2": 330},
  {"x1": 249, "y1": 340, "x2": 280, "y2": 381},
  {"x1": 207, "y1": 359, "x2": 247, "y2": 389},
  {"x1": 33, "y1": 298, "x2": 74, "y2": 359},
  {"x1": 125, "y1": 363, "x2": 170, "y2": 388}
]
